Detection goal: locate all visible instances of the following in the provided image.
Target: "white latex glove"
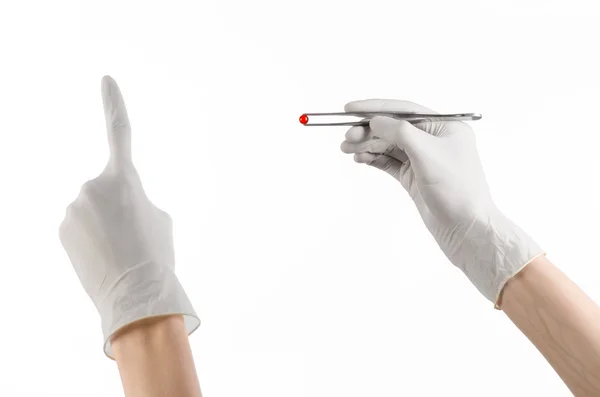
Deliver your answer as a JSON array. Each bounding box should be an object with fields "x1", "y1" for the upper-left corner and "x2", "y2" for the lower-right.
[
  {"x1": 340, "y1": 99, "x2": 544, "y2": 306},
  {"x1": 59, "y1": 76, "x2": 199, "y2": 358}
]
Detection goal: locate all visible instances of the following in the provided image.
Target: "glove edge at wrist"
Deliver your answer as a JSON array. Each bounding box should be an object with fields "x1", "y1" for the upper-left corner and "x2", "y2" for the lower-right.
[
  {"x1": 457, "y1": 211, "x2": 544, "y2": 304},
  {"x1": 98, "y1": 260, "x2": 200, "y2": 359},
  {"x1": 493, "y1": 251, "x2": 546, "y2": 310}
]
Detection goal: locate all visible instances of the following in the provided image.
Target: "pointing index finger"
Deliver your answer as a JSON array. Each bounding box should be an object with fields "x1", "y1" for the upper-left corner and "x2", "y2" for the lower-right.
[{"x1": 101, "y1": 75, "x2": 132, "y2": 169}]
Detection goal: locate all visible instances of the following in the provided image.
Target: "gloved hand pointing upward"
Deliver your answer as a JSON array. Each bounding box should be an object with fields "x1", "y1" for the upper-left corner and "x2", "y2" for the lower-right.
[
  {"x1": 340, "y1": 99, "x2": 544, "y2": 306},
  {"x1": 59, "y1": 76, "x2": 199, "y2": 358}
]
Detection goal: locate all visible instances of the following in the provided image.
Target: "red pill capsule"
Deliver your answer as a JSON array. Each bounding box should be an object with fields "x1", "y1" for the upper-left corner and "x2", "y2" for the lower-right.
[{"x1": 299, "y1": 114, "x2": 309, "y2": 125}]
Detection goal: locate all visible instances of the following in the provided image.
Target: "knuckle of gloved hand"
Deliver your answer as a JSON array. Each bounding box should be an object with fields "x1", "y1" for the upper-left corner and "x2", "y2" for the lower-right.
[
  {"x1": 79, "y1": 179, "x2": 98, "y2": 198},
  {"x1": 58, "y1": 218, "x2": 70, "y2": 242},
  {"x1": 65, "y1": 201, "x2": 78, "y2": 215},
  {"x1": 160, "y1": 209, "x2": 173, "y2": 225},
  {"x1": 62, "y1": 200, "x2": 82, "y2": 227},
  {"x1": 395, "y1": 119, "x2": 412, "y2": 135}
]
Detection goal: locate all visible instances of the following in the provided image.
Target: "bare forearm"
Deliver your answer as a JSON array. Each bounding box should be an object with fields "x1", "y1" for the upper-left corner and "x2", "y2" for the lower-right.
[
  {"x1": 112, "y1": 315, "x2": 202, "y2": 397},
  {"x1": 499, "y1": 256, "x2": 600, "y2": 396}
]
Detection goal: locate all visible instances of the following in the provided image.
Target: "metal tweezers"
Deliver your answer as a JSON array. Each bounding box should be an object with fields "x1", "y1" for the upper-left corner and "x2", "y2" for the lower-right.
[{"x1": 299, "y1": 112, "x2": 482, "y2": 126}]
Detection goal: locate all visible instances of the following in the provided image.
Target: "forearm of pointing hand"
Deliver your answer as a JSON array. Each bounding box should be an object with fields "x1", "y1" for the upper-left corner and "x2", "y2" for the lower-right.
[{"x1": 112, "y1": 315, "x2": 203, "y2": 397}]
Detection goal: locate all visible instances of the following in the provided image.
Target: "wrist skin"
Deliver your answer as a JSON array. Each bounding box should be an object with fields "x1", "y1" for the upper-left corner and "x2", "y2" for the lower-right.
[{"x1": 112, "y1": 315, "x2": 203, "y2": 397}]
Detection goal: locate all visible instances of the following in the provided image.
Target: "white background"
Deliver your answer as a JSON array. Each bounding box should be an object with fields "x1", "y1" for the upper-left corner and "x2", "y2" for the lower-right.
[{"x1": 0, "y1": 0, "x2": 599, "y2": 396}]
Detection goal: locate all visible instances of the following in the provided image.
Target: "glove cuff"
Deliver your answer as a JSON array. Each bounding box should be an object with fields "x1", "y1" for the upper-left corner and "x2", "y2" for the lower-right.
[
  {"x1": 457, "y1": 211, "x2": 544, "y2": 305},
  {"x1": 97, "y1": 260, "x2": 200, "y2": 359}
]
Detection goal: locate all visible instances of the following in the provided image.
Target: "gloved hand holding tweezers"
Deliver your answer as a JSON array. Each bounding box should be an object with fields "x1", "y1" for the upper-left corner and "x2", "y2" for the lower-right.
[
  {"x1": 58, "y1": 76, "x2": 200, "y2": 358},
  {"x1": 339, "y1": 99, "x2": 544, "y2": 306}
]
